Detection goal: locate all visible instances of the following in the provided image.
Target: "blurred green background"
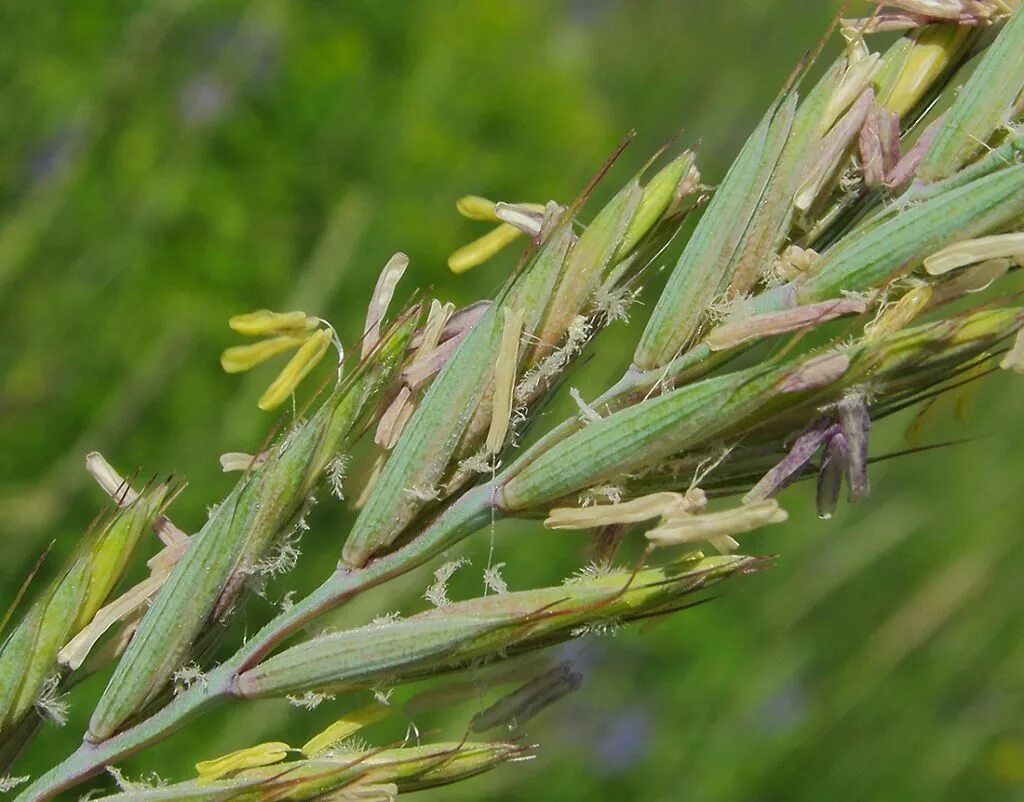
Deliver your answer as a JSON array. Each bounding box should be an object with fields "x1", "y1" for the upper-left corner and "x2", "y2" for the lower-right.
[{"x1": 2, "y1": 1, "x2": 1023, "y2": 800}]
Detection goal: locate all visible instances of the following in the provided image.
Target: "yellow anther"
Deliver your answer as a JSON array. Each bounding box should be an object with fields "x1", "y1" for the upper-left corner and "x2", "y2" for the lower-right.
[
  {"x1": 773, "y1": 245, "x2": 820, "y2": 282},
  {"x1": 448, "y1": 223, "x2": 523, "y2": 274},
  {"x1": 864, "y1": 285, "x2": 933, "y2": 341},
  {"x1": 228, "y1": 309, "x2": 318, "y2": 337},
  {"x1": 925, "y1": 233, "x2": 1024, "y2": 275},
  {"x1": 646, "y1": 499, "x2": 787, "y2": 552},
  {"x1": 456, "y1": 195, "x2": 502, "y2": 222},
  {"x1": 880, "y1": 25, "x2": 971, "y2": 118},
  {"x1": 195, "y1": 741, "x2": 291, "y2": 783},
  {"x1": 545, "y1": 491, "x2": 700, "y2": 530},
  {"x1": 301, "y1": 702, "x2": 390, "y2": 756},
  {"x1": 220, "y1": 334, "x2": 311, "y2": 374},
  {"x1": 258, "y1": 328, "x2": 334, "y2": 411}
]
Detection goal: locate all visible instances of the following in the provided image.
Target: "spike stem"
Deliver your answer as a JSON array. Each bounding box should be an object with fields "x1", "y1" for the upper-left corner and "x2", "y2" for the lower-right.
[{"x1": 15, "y1": 484, "x2": 495, "y2": 802}]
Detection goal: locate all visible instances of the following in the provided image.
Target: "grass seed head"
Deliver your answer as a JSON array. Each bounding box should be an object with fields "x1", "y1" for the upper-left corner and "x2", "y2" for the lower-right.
[{"x1": 0, "y1": 483, "x2": 169, "y2": 732}]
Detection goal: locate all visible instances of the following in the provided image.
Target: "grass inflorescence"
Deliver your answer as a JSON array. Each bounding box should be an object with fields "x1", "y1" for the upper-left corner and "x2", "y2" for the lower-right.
[{"x1": 4, "y1": 3, "x2": 1024, "y2": 800}]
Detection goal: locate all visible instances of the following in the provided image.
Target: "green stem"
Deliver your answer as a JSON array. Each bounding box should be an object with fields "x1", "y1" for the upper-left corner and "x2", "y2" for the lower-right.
[
  {"x1": 15, "y1": 669, "x2": 227, "y2": 802},
  {"x1": 15, "y1": 484, "x2": 495, "y2": 802}
]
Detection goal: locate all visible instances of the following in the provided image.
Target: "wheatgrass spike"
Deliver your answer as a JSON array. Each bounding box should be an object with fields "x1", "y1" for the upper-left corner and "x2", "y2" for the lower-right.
[
  {"x1": 15, "y1": 12, "x2": 1024, "y2": 802},
  {"x1": 91, "y1": 741, "x2": 527, "y2": 802},
  {"x1": 87, "y1": 314, "x2": 417, "y2": 742},
  {"x1": 236, "y1": 555, "x2": 755, "y2": 699}
]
